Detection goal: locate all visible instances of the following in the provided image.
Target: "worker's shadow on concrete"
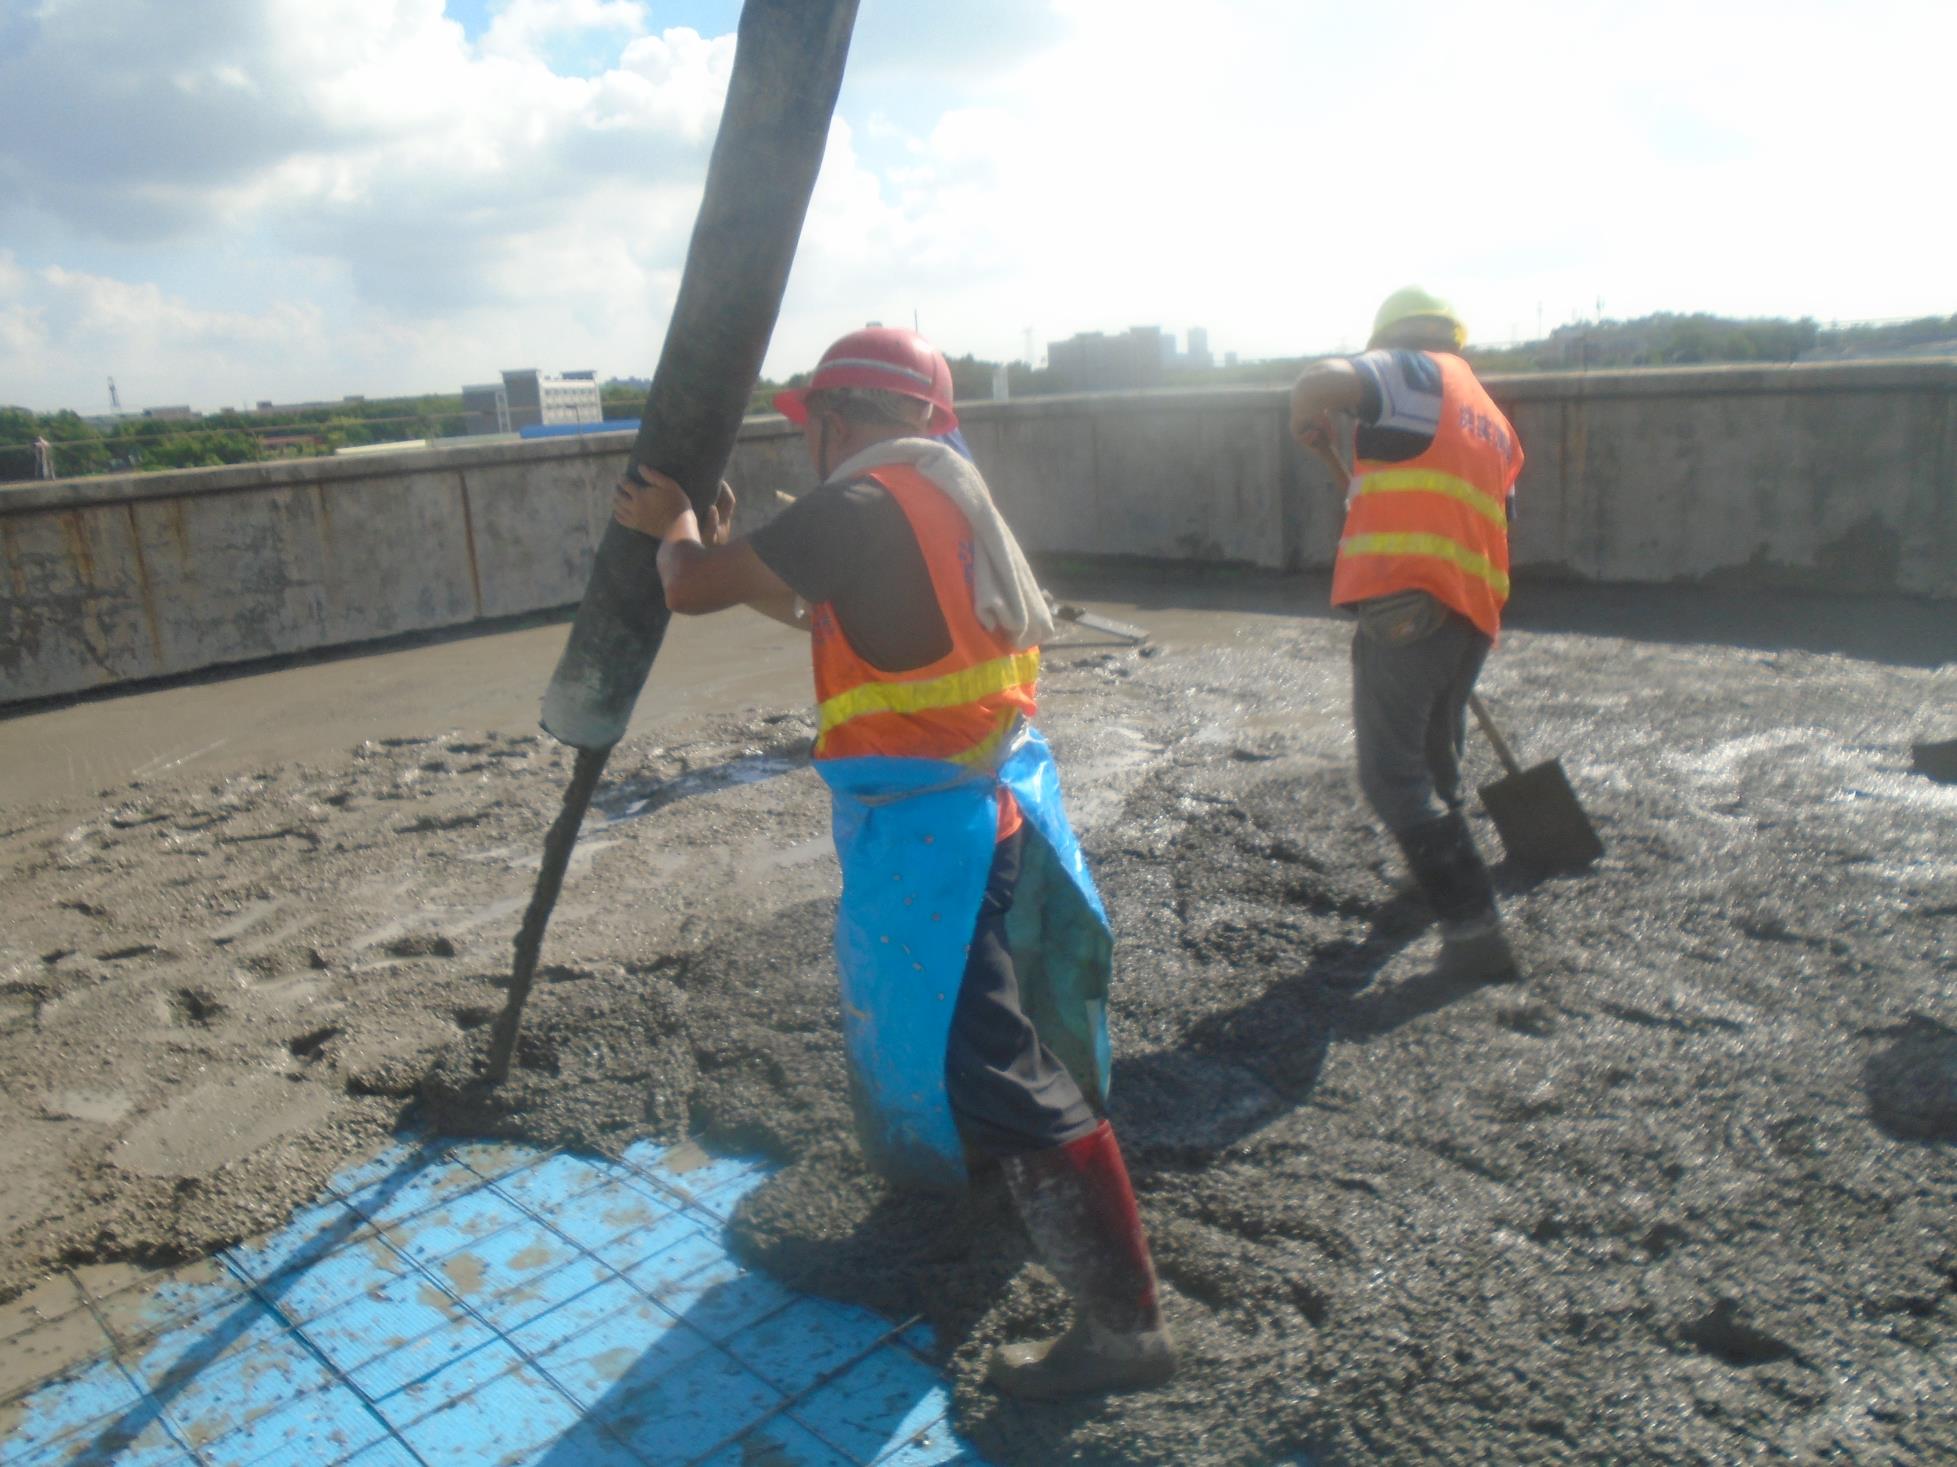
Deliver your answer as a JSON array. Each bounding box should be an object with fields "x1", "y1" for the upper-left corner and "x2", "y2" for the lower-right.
[
  {"x1": 1113, "y1": 895, "x2": 1492, "y2": 1157},
  {"x1": 725, "y1": 1160, "x2": 1031, "y2": 1375},
  {"x1": 50, "y1": 1138, "x2": 451, "y2": 1467},
  {"x1": 526, "y1": 1258, "x2": 964, "y2": 1465},
  {"x1": 1489, "y1": 852, "x2": 1563, "y2": 900}
]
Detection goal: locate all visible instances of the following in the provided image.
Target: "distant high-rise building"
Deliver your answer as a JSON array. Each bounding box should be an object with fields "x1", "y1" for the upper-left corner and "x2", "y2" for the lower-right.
[
  {"x1": 1186, "y1": 327, "x2": 1213, "y2": 370},
  {"x1": 1044, "y1": 326, "x2": 1168, "y2": 392},
  {"x1": 497, "y1": 369, "x2": 602, "y2": 430}
]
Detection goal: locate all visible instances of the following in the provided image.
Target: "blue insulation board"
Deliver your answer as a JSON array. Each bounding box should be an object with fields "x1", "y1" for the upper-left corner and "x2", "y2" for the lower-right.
[{"x1": 1, "y1": 1137, "x2": 991, "y2": 1466}]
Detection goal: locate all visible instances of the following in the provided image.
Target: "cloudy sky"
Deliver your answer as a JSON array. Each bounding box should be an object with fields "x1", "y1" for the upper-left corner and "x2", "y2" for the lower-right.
[{"x1": 0, "y1": 0, "x2": 1948, "y2": 414}]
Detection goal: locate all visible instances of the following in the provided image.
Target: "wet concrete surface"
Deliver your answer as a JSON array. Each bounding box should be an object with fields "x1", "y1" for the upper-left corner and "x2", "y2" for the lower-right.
[
  {"x1": 0, "y1": 609, "x2": 810, "y2": 808},
  {"x1": 1, "y1": 571, "x2": 1953, "y2": 1463}
]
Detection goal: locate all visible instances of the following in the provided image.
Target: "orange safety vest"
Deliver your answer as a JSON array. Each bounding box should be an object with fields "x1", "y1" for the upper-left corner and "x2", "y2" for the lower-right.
[
  {"x1": 1330, "y1": 352, "x2": 1523, "y2": 641},
  {"x1": 810, "y1": 462, "x2": 1041, "y2": 836}
]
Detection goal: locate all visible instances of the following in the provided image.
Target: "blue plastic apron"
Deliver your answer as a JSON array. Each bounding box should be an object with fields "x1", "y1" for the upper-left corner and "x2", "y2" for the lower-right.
[{"x1": 816, "y1": 725, "x2": 1113, "y2": 1190}]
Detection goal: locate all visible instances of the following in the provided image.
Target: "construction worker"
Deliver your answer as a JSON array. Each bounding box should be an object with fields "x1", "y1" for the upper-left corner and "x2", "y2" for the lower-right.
[
  {"x1": 1289, "y1": 287, "x2": 1525, "y2": 979},
  {"x1": 611, "y1": 327, "x2": 1176, "y2": 1399}
]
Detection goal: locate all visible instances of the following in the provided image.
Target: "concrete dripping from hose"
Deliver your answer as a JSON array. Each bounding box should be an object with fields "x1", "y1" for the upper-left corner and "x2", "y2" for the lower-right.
[{"x1": 485, "y1": 744, "x2": 612, "y2": 1081}]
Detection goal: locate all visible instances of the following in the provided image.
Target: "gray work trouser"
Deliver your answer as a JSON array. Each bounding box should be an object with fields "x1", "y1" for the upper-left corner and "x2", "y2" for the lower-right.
[
  {"x1": 1350, "y1": 591, "x2": 1492, "y2": 835},
  {"x1": 944, "y1": 826, "x2": 1101, "y2": 1158}
]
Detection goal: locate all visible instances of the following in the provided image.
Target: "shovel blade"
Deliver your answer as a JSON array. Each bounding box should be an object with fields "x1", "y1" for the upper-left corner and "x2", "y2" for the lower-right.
[
  {"x1": 1913, "y1": 738, "x2": 1957, "y2": 785},
  {"x1": 1053, "y1": 603, "x2": 1148, "y2": 643},
  {"x1": 1477, "y1": 759, "x2": 1603, "y2": 871}
]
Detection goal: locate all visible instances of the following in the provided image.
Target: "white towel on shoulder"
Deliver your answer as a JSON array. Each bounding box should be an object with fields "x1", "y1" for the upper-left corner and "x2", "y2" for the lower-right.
[{"x1": 826, "y1": 437, "x2": 1056, "y2": 651}]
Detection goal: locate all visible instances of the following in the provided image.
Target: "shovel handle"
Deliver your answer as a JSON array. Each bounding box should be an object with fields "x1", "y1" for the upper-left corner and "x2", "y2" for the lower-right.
[{"x1": 1468, "y1": 693, "x2": 1525, "y2": 779}]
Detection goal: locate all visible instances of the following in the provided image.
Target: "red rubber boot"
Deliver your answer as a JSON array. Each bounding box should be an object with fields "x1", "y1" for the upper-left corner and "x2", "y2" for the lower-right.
[{"x1": 989, "y1": 1120, "x2": 1178, "y2": 1399}]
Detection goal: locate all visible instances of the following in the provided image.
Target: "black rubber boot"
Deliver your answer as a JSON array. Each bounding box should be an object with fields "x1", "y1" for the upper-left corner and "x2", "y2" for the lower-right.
[
  {"x1": 989, "y1": 1121, "x2": 1178, "y2": 1400},
  {"x1": 1395, "y1": 812, "x2": 1519, "y2": 982}
]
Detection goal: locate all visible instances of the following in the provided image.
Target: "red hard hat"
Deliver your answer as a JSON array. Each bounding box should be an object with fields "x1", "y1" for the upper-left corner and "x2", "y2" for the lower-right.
[{"x1": 773, "y1": 327, "x2": 958, "y2": 434}]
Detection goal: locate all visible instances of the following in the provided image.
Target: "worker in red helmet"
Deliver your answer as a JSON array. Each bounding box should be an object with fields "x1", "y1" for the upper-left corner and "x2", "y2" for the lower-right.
[{"x1": 611, "y1": 326, "x2": 1177, "y2": 1399}]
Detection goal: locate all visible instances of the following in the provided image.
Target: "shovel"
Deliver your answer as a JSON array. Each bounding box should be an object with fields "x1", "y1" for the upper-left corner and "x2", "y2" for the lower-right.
[
  {"x1": 1468, "y1": 693, "x2": 1603, "y2": 870},
  {"x1": 1049, "y1": 598, "x2": 1148, "y2": 644},
  {"x1": 1912, "y1": 737, "x2": 1957, "y2": 785}
]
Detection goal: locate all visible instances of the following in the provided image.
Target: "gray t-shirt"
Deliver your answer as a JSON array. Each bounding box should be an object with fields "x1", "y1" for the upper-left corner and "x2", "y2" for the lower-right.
[{"x1": 747, "y1": 478, "x2": 953, "y2": 673}]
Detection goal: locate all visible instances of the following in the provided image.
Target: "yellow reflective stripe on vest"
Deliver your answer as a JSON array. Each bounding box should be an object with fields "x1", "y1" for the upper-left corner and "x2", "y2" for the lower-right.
[
  {"x1": 817, "y1": 648, "x2": 1041, "y2": 737},
  {"x1": 946, "y1": 708, "x2": 1018, "y2": 767},
  {"x1": 1339, "y1": 532, "x2": 1511, "y2": 597},
  {"x1": 1354, "y1": 468, "x2": 1507, "y2": 527}
]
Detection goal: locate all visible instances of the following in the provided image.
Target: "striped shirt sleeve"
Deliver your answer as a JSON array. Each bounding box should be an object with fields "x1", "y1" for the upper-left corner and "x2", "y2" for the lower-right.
[{"x1": 1349, "y1": 349, "x2": 1444, "y2": 435}]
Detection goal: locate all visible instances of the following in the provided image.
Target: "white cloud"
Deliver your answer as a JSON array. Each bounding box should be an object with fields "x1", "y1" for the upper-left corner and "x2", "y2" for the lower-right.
[
  {"x1": 0, "y1": 253, "x2": 48, "y2": 359},
  {"x1": 773, "y1": 0, "x2": 1954, "y2": 364},
  {"x1": 0, "y1": 0, "x2": 1949, "y2": 412},
  {"x1": 0, "y1": 261, "x2": 326, "y2": 409},
  {"x1": 479, "y1": 0, "x2": 647, "y2": 61},
  {"x1": 35, "y1": 267, "x2": 315, "y2": 347}
]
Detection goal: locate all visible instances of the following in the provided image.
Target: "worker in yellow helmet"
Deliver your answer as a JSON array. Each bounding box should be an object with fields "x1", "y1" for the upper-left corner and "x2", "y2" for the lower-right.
[{"x1": 1288, "y1": 288, "x2": 1525, "y2": 981}]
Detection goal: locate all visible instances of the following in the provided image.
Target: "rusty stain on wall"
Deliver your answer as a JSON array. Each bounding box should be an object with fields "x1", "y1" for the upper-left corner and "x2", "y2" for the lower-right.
[
  {"x1": 311, "y1": 482, "x2": 336, "y2": 630},
  {"x1": 2, "y1": 518, "x2": 27, "y2": 600},
  {"x1": 124, "y1": 505, "x2": 167, "y2": 665},
  {"x1": 168, "y1": 499, "x2": 193, "y2": 566},
  {"x1": 58, "y1": 511, "x2": 95, "y2": 587},
  {"x1": 457, "y1": 472, "x2": 485, "y2": 619}
]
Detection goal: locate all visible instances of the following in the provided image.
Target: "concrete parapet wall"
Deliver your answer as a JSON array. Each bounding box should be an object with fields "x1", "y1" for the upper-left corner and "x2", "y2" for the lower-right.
[
  {"x1": 4, "y1": 360, "x2": 1952, "y2": 706},
  {"x1": 1488, "y1": 361, "x2": 1957, "y2": 596}
]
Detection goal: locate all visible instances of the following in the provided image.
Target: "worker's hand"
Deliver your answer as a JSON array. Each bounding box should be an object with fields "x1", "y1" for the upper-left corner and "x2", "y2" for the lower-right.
[
  {"x1": 612, "y1": 465, "x2": 694, "y2": 540},
  {"x1": 1292, "y1": 408, "x2": 1352, "y2": 483},
  {"x1": 699, "y1": 481, "x2": 737, "y2": 546},
  {"x1": 1290, "y1": 404, "x2": 1333, "y2": 452}
]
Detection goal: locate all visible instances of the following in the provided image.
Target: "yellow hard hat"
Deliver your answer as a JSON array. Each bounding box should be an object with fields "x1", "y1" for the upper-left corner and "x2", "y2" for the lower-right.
[{"x1": 1371, "y1": 286, "x2": 1467, "y2": 350}]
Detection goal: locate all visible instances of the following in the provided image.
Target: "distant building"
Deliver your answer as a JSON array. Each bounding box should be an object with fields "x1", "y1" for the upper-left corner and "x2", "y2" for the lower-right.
[
  {"x1": 461, "y1": 383, "x2": 512, "y2": 437},
  {"x1": 258, "y1": 432, "x2": 326, "y2": 455},
  {"x1": 1044, "y1": 326, "x2": 1169, "y2": 392},
  {"x1": 498, "y1": 369, "x2": 602, "y2": 430},
  {"x1": 1186, "y1": 327, "x2": 1213, "y2": 370},
  {"x1": 141, "y1": 405, "x2": 196, "y2": 420},
  {"x1": 251, "y1": 395, "x2": 366, "y2": 415}
]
